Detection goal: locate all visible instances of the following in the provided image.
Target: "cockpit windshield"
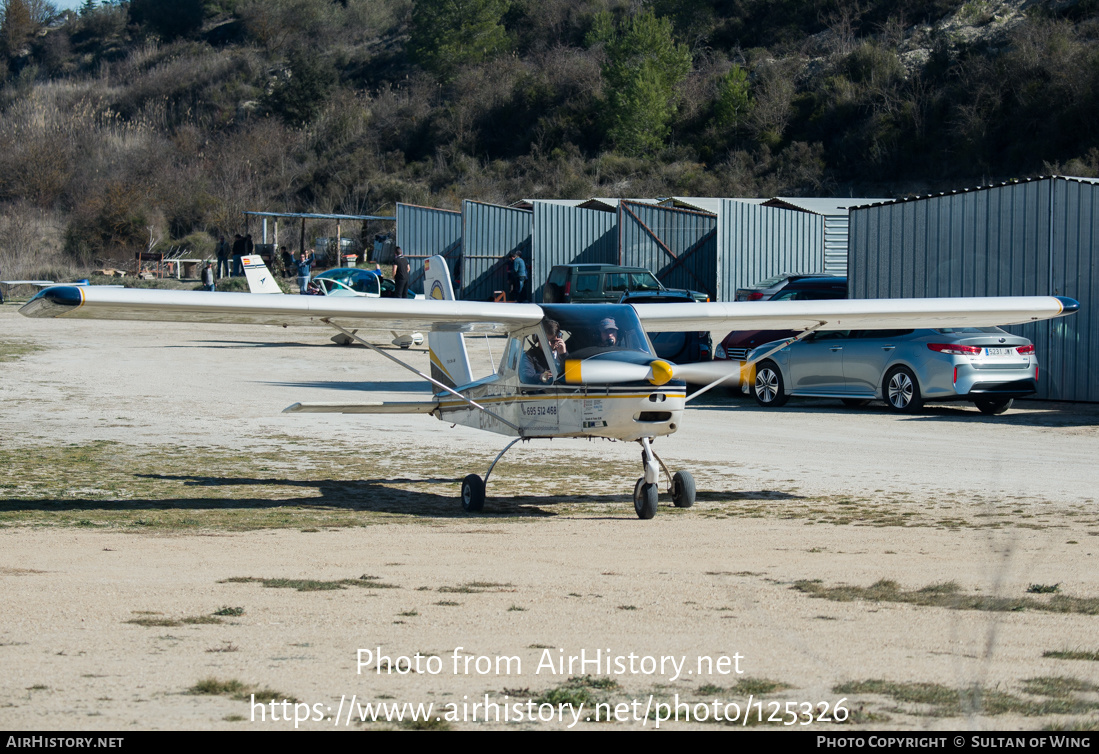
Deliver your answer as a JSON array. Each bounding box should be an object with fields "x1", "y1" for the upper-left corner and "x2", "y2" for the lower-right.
[{"x1": 539, "y1": 304, "x2": 654, "y2": 360}]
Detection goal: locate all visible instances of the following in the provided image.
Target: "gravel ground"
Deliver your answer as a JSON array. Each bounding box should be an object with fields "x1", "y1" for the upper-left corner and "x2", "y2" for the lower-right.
[{"x1": 2, "y1": 304, "x2": 1098, "y2": 731}]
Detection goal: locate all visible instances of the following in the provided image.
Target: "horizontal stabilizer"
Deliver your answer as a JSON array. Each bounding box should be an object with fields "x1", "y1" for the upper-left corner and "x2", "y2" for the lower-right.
[{"x1": 283, "y1": 401, "x2": 438, "y2": 414}]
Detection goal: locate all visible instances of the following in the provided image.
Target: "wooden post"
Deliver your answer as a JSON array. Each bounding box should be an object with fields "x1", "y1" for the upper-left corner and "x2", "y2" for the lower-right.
[{"x1": 336, "y1": 221, "x2": 342, "y2": 267}]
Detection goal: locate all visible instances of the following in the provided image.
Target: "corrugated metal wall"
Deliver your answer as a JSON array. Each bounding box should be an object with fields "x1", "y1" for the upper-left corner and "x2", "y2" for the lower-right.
[
  {"x1": 1049, "y1": 178, "x2": 1098, "y2": 401},
  {"x1": 461, "y1": 200, "x2": 533, "y2": 301},
  {"x1": 849, "y1": 177, "x2": 1097, "y2": 401},
  {"x1": 396, "y1": 203, "x2": 462, "y2": 294},
  {"x1": 531, "y1": 202, "x2": 617, "y2": 301},
  {"x1": 823, "y1": 214, "x2": 850, "y2": 274},
  {"x1": 718, "y1": 201, "x2": 825, "y2": 300},
  {"x1": 618, "y1": 201, "x2": 718, "y2": 299}
]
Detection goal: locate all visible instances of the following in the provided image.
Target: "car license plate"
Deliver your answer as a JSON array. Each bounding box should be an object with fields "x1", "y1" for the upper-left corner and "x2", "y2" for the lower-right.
[{"x1": 984, "y1": 347, "x2": 1011, "y2": 357}]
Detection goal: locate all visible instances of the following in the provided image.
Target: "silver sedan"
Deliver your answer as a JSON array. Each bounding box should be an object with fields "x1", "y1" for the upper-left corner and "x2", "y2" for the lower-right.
[{"x1": 748, "y1": 327, "x2": 1038, "y2": 415}]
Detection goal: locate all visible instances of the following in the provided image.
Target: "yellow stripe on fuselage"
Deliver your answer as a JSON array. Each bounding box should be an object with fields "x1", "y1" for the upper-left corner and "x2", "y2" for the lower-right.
[{"x1": 436, "y1": 391, "x2": 685, "y2": 409}]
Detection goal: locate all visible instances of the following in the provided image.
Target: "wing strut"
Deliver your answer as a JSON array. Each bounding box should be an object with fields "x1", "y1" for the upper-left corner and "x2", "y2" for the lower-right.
[
  {"x1": 321, "y1": 319, "x2": 522, "y2": 433},
  {"x1": 685, "y1": 322, "x2": 826, "y2": 403}
]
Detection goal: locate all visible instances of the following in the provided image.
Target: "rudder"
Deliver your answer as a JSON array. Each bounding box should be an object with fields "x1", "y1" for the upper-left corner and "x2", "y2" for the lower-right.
[
  {"x1": 423, "y1": 256, "x2": 473, "y2": 388},
  {"x1": 242, "y1": 255, "x2": 284, "y2": 294}
]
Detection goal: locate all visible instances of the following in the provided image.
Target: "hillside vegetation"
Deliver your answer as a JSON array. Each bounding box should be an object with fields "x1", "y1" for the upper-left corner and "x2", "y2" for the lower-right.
[{"x1": 1, "y1": 0, "x2": 1097, "y2": 277}]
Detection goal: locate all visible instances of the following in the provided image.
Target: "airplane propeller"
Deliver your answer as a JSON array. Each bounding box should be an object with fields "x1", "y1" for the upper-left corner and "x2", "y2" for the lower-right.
[{"x1": 561, "y1": 357, "x2": 742, "y2": 387}]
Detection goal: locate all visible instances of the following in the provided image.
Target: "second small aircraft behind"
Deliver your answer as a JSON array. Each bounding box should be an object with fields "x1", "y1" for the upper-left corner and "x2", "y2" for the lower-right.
[{"x1": 21, "y1": 257, "x2": 1078, "y2": 518}]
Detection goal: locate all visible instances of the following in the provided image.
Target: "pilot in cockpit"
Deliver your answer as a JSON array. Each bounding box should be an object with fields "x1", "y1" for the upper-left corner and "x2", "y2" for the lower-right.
[
  {"x1": 520, "y1": 319, "x2": 567, "y2": 384},
  {"x1": 597, "y1": 317, "x2": 619, "y2": 347}
]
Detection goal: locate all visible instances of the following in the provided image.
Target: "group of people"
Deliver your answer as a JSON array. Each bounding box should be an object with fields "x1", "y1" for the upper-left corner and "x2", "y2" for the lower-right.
[
  {"x1": 201, "y1": 234, "x2": 521, "y2": 301},
  {"x1": 213, "y1": 234, "x2": 255, "y2": 280}
]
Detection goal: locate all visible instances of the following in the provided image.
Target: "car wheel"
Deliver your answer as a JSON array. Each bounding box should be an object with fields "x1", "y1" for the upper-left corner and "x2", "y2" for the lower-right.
[
  {"x1": 974, "y1": 398, "x2": 1013, "y2": 415},
  {"x1": 883, "y1": 366, "x2": 923, "y2": 413},
  {"x1": 841, "y1": 398, "x2": 870, "y2": 408},
  {"x1": 753, "y1": 361, "x2": 788, "y2": 407}
]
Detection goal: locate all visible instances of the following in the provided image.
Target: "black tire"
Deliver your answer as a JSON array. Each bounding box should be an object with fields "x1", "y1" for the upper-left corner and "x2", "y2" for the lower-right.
[
  {"x1": 461, "y1": 474, "x2": 485, "y2": 513},
  {"x1": 753, "y1": 360, "x2": 788, "y2": 407},
  {"x1": 672, "y1": 471, "x2": 696, "y2": 508},
  {"x1": 841, "y1": 398, "x2": 871, "y2": 408},
  {"x1": 883, "y1": 366, "x2": 923, "y2": 413},
  {"x1": 975, "y1": 398, "x2": 1013, "y2": 415},
  {"x1": 543, "y1": 283, "x2": 562, "y2": 303},
  {"x1": 633, "y1": 477, "x2": 658, "y2": 520}
]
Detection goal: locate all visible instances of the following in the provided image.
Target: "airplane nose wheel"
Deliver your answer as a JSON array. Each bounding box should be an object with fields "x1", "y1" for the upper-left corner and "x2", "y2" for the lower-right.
[{"x1": 633, "y1": 478, "x2": 658, "y2": 519}]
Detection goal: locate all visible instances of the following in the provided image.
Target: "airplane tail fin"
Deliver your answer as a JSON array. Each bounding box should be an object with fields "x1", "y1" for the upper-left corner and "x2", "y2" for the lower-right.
[
  {"x1": 242, "y1": 255, "x2": 284, "y2": 294},
  {"x1": 423, "y1": 255, "x2": 473, "y2": 389}
]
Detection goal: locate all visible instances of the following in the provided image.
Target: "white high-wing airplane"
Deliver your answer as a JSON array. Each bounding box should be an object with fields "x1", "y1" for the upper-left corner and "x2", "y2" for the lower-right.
[
  {"x1": 20, "y1": 256, "x2": 1079, "y2": 519},
  {"x1": 240, "y1": 254, "x2": 425, "y2": 348}
]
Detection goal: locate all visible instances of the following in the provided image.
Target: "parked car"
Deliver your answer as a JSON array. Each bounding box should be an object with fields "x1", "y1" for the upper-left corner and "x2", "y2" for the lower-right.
[
  {"x1": 735, "y1": 273, "x2": 845, "y2": 301},
  {"x1": 747, "y1": 327, "x2": 1037, "y2": 414},
  {"x1": 310, "y1": 267, "x2": 417, "y2": 298},
  {"x1": 619, "y1": 290, "x2": 712, "y2": 363},
  {"x1": 716, "y1": 276, "x2": 848, "y2": 362},
  {"x1": 543, "y1": 264, "x2": 709, "y2": 304}
]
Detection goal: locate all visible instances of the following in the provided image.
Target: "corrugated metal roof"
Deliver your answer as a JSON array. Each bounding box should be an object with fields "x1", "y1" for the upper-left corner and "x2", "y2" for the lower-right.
[
  {"x1": 765, "y1": 197, "x2": 892, "y2": 215},
  {"x1": 665, "y1": 197, "x2": 763, "y2": 213},
  {"x1": 244, "y1": 211, "x2": 393, "y2": 221},
  {"x1": 847, "y1": 175, "x2": 1099, "y2": 210}
]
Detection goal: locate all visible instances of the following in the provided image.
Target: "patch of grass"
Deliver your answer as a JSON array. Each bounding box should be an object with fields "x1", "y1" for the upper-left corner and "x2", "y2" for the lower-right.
[
  {"x1": 1028, "y1": 583, "x2": 1061, "y2": 594},
  {"x1": 1044, "y1": 649, "x2": 1099, "y2": 662},
  {"x1": 188, "y1": 677, "x2": 295, "y2": 703},
  {"x1": 222, "y1": 576, "x2": 397, "y2": 591},
  {"x1": 569, "y1": 675, "x2": 620, "y2": 691},
  {"x1": 207, "y1": 642, "x2": 239, "y2": 653},
  {"x1": 213, "y1": 606, "x2": 244, "y2": 616},
  {"x1": 127, "y1": 617, "x2": 182, "y2": 627},
  {"x1": 793, "y1": 579, "x2": 1099, "y2": 615},
  {"x1": 1022, "y1": 676, "x2": 1099, "y2": 698},
  {"x1": 435, "y1": 600, "x2": 460, "y2": 606},
  {"x1": 617, "y1": 605, "x2": 638, "y2": 611},
  {"x1": 535, "y1": 685, "x2": 596, "y2": 707},
  {"x1": 507, "y1": 605, "x2": 526, "y2": 612},
  {"x1": 182, "y1": 615, "x2": 223, "y2": 625},
  {"x1": 0, "y1": 340, "x2": 44, "y2": 363},
  {"x1": 397, "y1": 610, "x2": 419, "y2": 617},
  {"x1": 835, "y1": 679, "x2": 1099, "y2": 717},
  {"x1": 734, "y1": 677, "x2": 793, "y2": 695},
  {"x1": 400, "y1": 717, "x2": 452, "y2": 730},
  {"x1": 698, "y1": 684, "x2": 724, "y2": 695},
  {"x1": 437, "y1": 581, "x2": 515, "y2": 593}
]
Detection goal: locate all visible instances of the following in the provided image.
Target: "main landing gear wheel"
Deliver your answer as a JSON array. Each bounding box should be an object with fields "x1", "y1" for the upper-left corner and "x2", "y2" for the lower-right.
[
  {"x1": 975, "y1": 397, "x2": 1013, "y2": 415},
  {"x1": 633, "y1": 478, "x2": 658, "y2": 520},
  {"x1": 672, "y1": 470, "x2": 696, "y2": 508},
  {"x1": 461, "y1": 474, "x2": 485, "y2": 513}
]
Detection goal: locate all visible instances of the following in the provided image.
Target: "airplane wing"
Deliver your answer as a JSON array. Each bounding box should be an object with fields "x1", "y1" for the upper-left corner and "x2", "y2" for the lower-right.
[
  {"x1": 19, "y1": 285, "x2": 544, "y2": 335},
  {"x1": 631, "y1": 296, "x2": 1079, "y2": 332}
]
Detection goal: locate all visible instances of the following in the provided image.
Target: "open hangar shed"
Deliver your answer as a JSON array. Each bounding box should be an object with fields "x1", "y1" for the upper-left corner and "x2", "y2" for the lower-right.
[
  {"x1": 848, "y1": 176, "x2": 1098, "y2": 402},
  {"x1": 396, "y1": 196, "x2": 882, "y2": 302}
]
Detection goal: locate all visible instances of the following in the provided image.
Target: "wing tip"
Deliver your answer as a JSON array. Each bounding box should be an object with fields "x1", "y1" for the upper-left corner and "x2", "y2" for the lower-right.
[
  {"x1": 1055, "y1": 296, "x2": 1080, "y2": 316},
  {"x1": 19, "y1": 286, "x2": 84, "y2": 318}
]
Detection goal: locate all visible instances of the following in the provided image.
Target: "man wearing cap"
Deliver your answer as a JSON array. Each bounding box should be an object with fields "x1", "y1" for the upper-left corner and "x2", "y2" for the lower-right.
[{"x1": 598, "y1": 317, "x2": 619, "y2": 347}]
